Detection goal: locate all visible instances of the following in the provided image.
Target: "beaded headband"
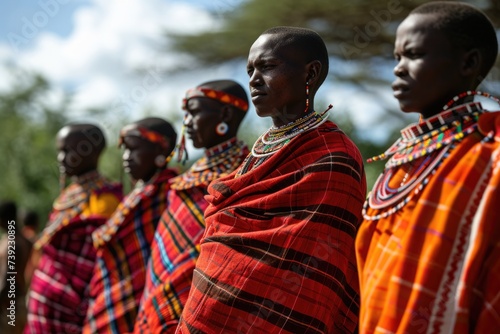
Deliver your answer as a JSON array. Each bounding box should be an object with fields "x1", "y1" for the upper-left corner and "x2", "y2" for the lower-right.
[
  {"x1": 118, "y1": 125, "x2": 169, "y2": 149},
  {"x1": 182, "y1": 87, "x2": 249, "y2": 112}
]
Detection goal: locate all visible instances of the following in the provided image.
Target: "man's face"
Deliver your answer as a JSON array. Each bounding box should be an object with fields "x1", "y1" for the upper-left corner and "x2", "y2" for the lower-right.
[
  {"x1": 121, "y1": 127, "x2": 159, "y2": 182},
  {"x1": 247, "y1": 34, "x2": 308, "y2": 126},
  {"x1": 56, "y1": 128, "x2": 96, "y2": 177},
  {"x1": 184, "y1": 97, "x2": 224, "y2": 149},
  {"x1": 393, "y1": 13, "x2": 467, "y2": 118}
]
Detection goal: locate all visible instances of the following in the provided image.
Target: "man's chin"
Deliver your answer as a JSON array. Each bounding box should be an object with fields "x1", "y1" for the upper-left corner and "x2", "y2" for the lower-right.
[
  {"x1": 398, "y1": 101, "x2": 420, "y2": 114},
  {"x1": 255, "y1": 107, "x2": 275, "y2": 119},
  {"x1": 191, "y1": 141, "x2": 203, "y2": 149}
]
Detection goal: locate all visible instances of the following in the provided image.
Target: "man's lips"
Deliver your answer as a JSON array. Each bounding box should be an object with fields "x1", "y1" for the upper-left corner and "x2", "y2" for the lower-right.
[
  {"x1": 392, "y1": 81, "x2": 410, "y2": 97},
  {"x1": 251, "y1": 90, "x2": 266, "y2": 98}
]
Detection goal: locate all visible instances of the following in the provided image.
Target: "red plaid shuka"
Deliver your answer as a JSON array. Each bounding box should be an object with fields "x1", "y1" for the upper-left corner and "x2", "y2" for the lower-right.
[
  {"x1": 83, "y1": 168, "x2": 177, "y2": 334},
  {"x1": 25, "y1": 171, "x2": 122, "y2": 334},
  {"x1": 134, "y1": 138, "x2": 248, "y2": 333},
  {"x1": 177, "y1": 121, "x2": 367, "y2": 334}
]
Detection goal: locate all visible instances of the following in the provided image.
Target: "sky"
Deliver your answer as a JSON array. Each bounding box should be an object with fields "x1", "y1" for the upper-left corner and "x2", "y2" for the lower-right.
[{"x1": 0, "y1": 0, "x2": 404, "y2": 145}]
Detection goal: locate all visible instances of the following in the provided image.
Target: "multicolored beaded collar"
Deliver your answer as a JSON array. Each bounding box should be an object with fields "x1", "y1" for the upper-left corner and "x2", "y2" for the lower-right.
[
  {"x1": 252, "y1": 105, "x2": 332, "y2": 158},
  {"x1": 170, "y1": 137, "x2": 248, "y2": 190},
  {"x1": 36, "y1": 171, "x2": 108, "y2": 249},
  {"x1": 363, "y1": 91, "x2": 500, "y2": 221},
  {"x1": 368, "y1": 102, "x2": 483, "y2": 169},
  {"x1": 235, "y1": 105, "x2": 333, "y2": 178}
]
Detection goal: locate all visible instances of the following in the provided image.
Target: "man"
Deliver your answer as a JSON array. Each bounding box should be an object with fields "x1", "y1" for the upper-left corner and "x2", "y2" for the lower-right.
[
  {"x1": 84, "y1": 117, "x2": 178, "y2": 334},
  {"x1": 25, "y1": 124, "x2": 122, "y2": 333},
  {"x1": 177, "y1": 27, "x2": 366, "y2": 333},
  {"x1": 134, "y1": 79, "x2": 249, "y2": 333},
  {"x1": 357, "y1": 2, "x2": 500, "y2": 332}
]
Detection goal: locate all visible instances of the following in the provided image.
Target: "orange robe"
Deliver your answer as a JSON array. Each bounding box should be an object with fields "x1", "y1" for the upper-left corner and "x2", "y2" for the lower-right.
[{"x1": 357, "y1": 108, "x2": 500, "y2": 333}]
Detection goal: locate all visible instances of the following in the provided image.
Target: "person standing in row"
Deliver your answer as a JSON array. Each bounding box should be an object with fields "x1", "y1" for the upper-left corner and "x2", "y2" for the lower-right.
[
  {"x1": 135, "y1": 79, "x2": 249, "y2": 333},
  {"x1": 357, "y1": 2, "x2": 500, "y2": 332},
  {"x1": 177, "y1": 26, "x2": 366, "y2": 333},
  {"x1": 25, "y1": 124, "x2": 122, "y2": 333},
  {"x1": 84, "y1": 117, "x2": 178, "y2": 334}
]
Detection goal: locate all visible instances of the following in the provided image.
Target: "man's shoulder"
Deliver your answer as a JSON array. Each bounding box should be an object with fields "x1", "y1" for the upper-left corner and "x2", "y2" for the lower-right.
[
  {"x1": 316, "y1": 121, "x2": 364, "y2": 162},
  {"x1": 92, "y1": 179, "x2": 122, "y2": 197}
]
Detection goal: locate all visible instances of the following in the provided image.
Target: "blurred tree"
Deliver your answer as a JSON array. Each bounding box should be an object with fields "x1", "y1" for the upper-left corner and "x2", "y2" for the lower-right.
[
  {"x1": 0, "y1": 68, "x2": 68, "y2": 223},
  {"x1": 0, "y1": 71, "x2": 128, "y2": 227},
  {"x1": 166, "y1": 0, "x2": 500, "y2": 188},
  {"x1": 169, "y1": 0, "x2": 498, "y2": 70},
  {"x1": 0, "y1": 69, "x2": 125, "y2": 226}
]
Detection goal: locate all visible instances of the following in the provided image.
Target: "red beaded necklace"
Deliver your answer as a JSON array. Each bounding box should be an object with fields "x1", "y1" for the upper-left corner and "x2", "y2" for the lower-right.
[{"x1": 363, "y1": 91, "x2": 500, "y2": 220}]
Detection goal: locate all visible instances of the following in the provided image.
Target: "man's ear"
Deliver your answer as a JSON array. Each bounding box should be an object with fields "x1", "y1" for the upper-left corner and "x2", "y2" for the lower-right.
[
  {"x1": 461, "y1": 48, "x2": 481, "y2": 77},
  {"x1": 220, "y1": 105, "x2": 234, "y2": 123},
  {"x1": 306, "y1": 60, "x2": 322, "y2": 87}
]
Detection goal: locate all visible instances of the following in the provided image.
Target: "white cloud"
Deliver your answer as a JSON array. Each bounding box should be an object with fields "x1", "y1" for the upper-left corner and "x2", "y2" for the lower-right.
[
  {"x1": 72, "y1": 75, "x2": 120, "y2": 107},
  {"x1": 2, "y1": 0, "x2": 220, "y2": 119},
  {"x1": 0, "y1": 0, "x2": 407, "y2": 146}
]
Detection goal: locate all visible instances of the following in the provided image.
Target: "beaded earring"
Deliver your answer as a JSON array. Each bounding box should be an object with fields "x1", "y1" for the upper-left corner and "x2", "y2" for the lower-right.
[
  {"x1": 176, "y1": 114, "x2": 189, "y2": 164},
  {"x1": 305, "y1": 81, "x2": 310, "y2": 113},
  {"x1": 216, "y1": 122, "x2": 229, "y2": 136},
  {"x1": 59, "y1": 173, "x2": 66, "y2": 192},
  {"x1": 154, "y1": 155, "x2": 166, "y2": 168},
  {"x1": 164, "y1": 149, "x2": 175, "y2": 165}
]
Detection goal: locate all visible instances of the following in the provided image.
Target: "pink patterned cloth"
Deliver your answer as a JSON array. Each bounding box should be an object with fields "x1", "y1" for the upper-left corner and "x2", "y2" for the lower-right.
[{"x1": 24, "y1": 172, "x2": 121, "y2": 333}]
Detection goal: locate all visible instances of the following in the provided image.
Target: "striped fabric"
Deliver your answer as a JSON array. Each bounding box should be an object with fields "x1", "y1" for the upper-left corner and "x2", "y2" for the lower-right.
[
  {"x1": 357, "y1": 111, "x2": 500, "y2": 333},
  {"x1": 134, "y1": 138, "x2": 249, "y2": 333},
  {"x1": 83, "y1": 168, "x2": 177, "y2": 334},
  {"x1": 134, "y1": 187, "x2": 207, "y2": 333},
  {"x1": 24, "y1": 172, "x2": 121, "y2": 334},
  {"x1": 177, "y1": 121, "x2": 367, "y2": 334}
]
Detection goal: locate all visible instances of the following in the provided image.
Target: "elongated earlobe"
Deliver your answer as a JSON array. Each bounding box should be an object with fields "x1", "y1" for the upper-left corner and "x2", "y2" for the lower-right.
[
  {"x1": 306, "y1": 60, "x2": 321, "y2": 85},
  {"x1": 462, "y1": 48, "x2": 480, "y2": 76},
  {"x1": 462, "y1": 49, "x2": 483, "y2": 87}
]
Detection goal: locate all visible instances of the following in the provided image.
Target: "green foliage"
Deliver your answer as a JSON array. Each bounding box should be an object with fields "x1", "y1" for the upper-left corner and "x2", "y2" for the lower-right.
[
  {"x1": 0, "y1": 70, "x2": 68, "y2": 223},
  {"x1": 327, "y1": 111, "x2": 394, "y2": 190}
]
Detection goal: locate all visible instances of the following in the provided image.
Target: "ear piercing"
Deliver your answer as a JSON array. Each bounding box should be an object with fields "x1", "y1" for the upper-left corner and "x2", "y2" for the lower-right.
[
  {"x1": 155, "y1": 155, "x2": 166, "y2": 168},
  {"x1": 216, "y1": 122, "x2": 229, "y2": 136}
]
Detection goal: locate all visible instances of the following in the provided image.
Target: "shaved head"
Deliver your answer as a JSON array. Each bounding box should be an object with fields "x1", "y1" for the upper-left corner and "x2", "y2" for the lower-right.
[{"x1": 261, "y1": 26, "x2": 329, "y2": 89}]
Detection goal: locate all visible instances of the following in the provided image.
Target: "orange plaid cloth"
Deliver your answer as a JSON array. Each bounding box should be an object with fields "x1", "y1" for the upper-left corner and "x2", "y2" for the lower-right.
[{"x1": 357, "y1": 111, "x2": 500, "y2": 333}]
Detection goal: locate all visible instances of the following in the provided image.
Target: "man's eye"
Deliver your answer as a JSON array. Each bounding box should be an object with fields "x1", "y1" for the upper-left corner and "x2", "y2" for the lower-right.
[{"x1": 405, "y1": 51, "x2": 423, "y2": 59}]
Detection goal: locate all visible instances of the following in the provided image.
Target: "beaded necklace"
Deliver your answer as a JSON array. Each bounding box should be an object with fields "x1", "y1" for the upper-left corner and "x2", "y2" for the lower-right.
[
  {"x1": 37, "y1": 171, "x2": 107, "y2": 249},
  {"x1": 368, "y1": 102, "x2": 482, "y2": 168},
  {"x1": 252, "y1": 104, "x2": 332, "y2": 158},
  {"x1": 171, "y1": 137, "x2": 247, "y2": 190},
  {"x1": 236, "y1": 105, "x2": 332, "y2": 177},
  {"x1": 54, "y1": 170, "x2": 102, "y2": 210},
  {"x1": 363, "y1": 91, "x2": 500, "y2": 220}
]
